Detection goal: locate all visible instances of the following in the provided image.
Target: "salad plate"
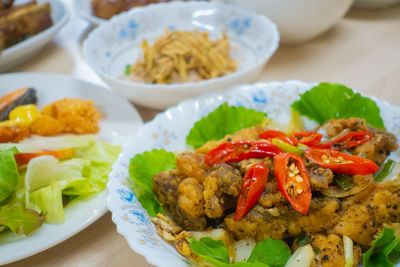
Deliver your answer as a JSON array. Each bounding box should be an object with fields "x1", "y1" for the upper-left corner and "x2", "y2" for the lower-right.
[
  {"x1": 0, "y1": 73, "x2": 143, "y2": 265},
  {"x1": 0, "y1": 0, "x2": 69, "y2": 72},
  {"x1": 107, "y1": 80, "x2": 400, "y2": 267}
]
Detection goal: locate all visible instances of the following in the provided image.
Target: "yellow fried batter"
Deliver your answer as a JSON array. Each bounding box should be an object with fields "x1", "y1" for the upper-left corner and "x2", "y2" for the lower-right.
[
  {"x1": 40, "y1": 98, "x2": 101, "y2": 134},
  {"x1": 29, "y1": 115, "x2": 64, "y2": 136},
  {"x1": 0, "y1": 125, "x2": 30, "y2": 143}
]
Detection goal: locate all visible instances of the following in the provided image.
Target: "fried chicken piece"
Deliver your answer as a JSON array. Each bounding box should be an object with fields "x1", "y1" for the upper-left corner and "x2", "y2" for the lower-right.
[
  {"x1": 29, "y1": 115, "x2": 63, "y2": 136},
  {"x1": 41, "y1": 98, "x2": 101, "y2": 134},
  {"x1": 0, "y1": 124, "x2": 29, "y2": 143}
]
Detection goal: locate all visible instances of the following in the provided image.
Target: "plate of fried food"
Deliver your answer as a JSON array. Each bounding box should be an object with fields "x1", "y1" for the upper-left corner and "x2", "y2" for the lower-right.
[
  {"x1": 0, "y1": 0, "x2": 69, "y2": 72},
  {"x1": 83, "y1": 1, "x2": 279, "y2": 109},
  {"x1": 108, "y1": 80, "x2": 400, "y2": 267},
  {"x1": 74, "y1": 0, "x2": 175, "y2": 26},
  {"x1": 0, "y1": 73, "x2": 143, "y2": 265}
]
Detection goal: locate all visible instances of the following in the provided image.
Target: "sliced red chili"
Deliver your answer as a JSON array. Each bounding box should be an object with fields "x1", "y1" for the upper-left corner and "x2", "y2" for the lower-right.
[
  {"x1": 304, "y1": 148, "x2": 379, "y2": 175},
  {"x1": 234, "y1": 164, "x2": 269, "y2": 221},
  {"x1": 274, "y1": 153, "x2": 311, "y2": 215},
  {"x1": 259, "y1": 130, "x2": 297, "y2": 145},
  {"x1": 315, "y1": 131, "x2": 373, "y2": 150},
  {"x1": 204, "y1": 140, "x2": 282, "y2": 166},
  {"x1": 14, "y1": 148, "x2": 76, "y2": 166},
  {"x1": 291, "y1": 131, "x2": 323, "y2": 147}
]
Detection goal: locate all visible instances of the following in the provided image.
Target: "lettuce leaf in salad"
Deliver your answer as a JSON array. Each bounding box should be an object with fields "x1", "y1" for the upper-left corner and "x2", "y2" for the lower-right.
[
  {"x1": 363, "y1": 228, "x2": 400, "y2": 267},
  {"x1": 24, "y1": 141, "x2": 121, "y2": 223},
  {"x1": 291, "y1": 83, "x2": 385, "y2": 129},
  {"x1": 186, "y1": 103, "x2": 267, "y2": 148},
  {"x1": 0, "y1": 202, "x2": 45, "y2": 235},
  {"x1": 129, "y1": 149, "x2": 177, "y2": 217},
  {"x1": 0, "y1": 147, "x2": 19, "y2": 203},
  {"x1": 188, "y1": 237, "x2": 291, "y2": 267}
]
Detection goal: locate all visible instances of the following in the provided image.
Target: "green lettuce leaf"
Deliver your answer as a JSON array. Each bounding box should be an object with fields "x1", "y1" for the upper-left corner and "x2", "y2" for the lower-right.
[
  {"x1": 128, "y1": 149, "x2": 176, "y2": 217},
  {"x1": 247, "y1": 238, "x2": 291, "y2": 267},
  {"x1": 291, "y1": 83, "x2": 385, "y2": 129},
  {"x1": 363, "y1": 228, "x2": 400, "y2": 267},
  {"x1": 26, "y1": 141, "x2": 121, "y2": 223},
  {"x1": 186, "y1": 103, "x2": 267, "y2": 148},
  {"x1": 0, "y1": 147, "x2": 19, "y2": 202},
  {"x1": 188, "y1": 237, "x2": 291, "y2": 267},
  {"x1": 0, "y1": 202, "x2": 45, "y2": 235}
]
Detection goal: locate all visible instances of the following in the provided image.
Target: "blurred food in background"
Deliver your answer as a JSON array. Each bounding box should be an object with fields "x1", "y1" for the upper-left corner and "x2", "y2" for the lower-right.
[
  {"x1": 124, "y1": 29, "x2": 237, "y2": 84},
  {"x1": 0, "y1": 0, "x2": 53, "y2": 51},
  {"x1": 91, "y1": 0, "x2": 173, "y2": 19}
]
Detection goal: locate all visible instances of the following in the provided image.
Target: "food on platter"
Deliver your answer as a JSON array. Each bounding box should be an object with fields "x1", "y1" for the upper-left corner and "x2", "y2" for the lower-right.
[
  {"x1": 127, "y1": 83, "x2": 400, "y2": 266},
  {"x1": 0, "y1": 1, "x2": 53, "y2": 51},
  {"x1": 91, "y1": 0, "x2": 172, "y2": 19},
  {"x1": 0, "y1": 87, "x2": 120, "y2": 239},
  {"x1": 124, "y1": 29, "x2": 238, "y2": 84}
]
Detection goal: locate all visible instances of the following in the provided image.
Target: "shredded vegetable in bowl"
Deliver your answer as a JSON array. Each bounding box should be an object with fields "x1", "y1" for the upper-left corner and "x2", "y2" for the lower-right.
[{"x1": 125, "y1": 29, "x2": 238, "y2": 84}]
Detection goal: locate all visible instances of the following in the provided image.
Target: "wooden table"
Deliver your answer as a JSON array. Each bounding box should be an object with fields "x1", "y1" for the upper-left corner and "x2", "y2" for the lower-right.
[{"x1": 5, "y1": 2, "x2": 400, "y2": 266}]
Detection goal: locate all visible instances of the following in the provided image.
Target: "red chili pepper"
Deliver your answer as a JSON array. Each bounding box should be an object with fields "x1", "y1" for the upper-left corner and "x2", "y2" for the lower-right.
[
  {"x1": 234, "y1": 164, "x2": 269, "y2": 221},
  {"x1": 14, "y1": 148, "x2": 76, "y2": 165},
  {"x1": 304, "y1": 148, "x2": 379, "y2": 175},
  {"x1": 259, "y1": 130, "x2": 297, "y2": 145},
  {"x1": 274, "y1": 153, "x2": 311, "y2": 215},
  {"x1": 204, "y1": 140, "x2": 282, "y2": 166},
  {"x1": 315, "y1": 131, "x2": 373, "y2": 150},
  {"x1": 291, "y1": 131, "x2": 323, "y2": 147}
]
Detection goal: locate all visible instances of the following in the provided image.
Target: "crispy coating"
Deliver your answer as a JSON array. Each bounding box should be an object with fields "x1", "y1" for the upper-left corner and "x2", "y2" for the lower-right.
[
  {"x1": 0, "y1": 125, "x2": 29, "y2": 143},
  {"x1": 40, "y1": 98, "x2": 101, "y2": 134},
  {"x1": 29, "y1": 115, "x2": 63, "y2": 136}
]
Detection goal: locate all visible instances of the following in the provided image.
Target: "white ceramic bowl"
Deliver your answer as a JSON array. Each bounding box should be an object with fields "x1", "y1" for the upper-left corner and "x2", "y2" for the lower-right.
[
  {"x1": 83, "y1": 1, "x2": 279, "y2": 109},
  {"x1": 213, "y1": 0, "x2": 354, "y2": 44},
  {"x1": 73, "y1": 0, "x2": 105, "y2": 26},
  {"x1": 0, "y1": 0, "x2": 69, "y2": 72},
  {"x1": 107, "y1": 81, "x2": 400, "y2": 267}
]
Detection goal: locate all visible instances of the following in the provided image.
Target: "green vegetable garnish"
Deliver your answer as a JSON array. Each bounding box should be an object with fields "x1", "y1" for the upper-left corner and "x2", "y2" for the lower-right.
[
  {"x1": 375, "y1": 160, "x2": 396, "y2": 182},
  {"x1": 0, "y1": 202, "x2": 45, "y2": 235},
  {"x1": 186, "y1": 103, "x2": 267, "y2": 148},
  {"x1": 188, "y1": 237, "x2": 291, "y2": 267},
  {"x1": 291, "y1": 83, "x2": 385, "y2": 129},
  {"x1": 0, "y1": 147, "x2": 19, "y2": 203},
  {"x1": 125, "y1": 64, "x2": 131, "y2": 76},
  {"x1": 297, "y1": 232, "x2": 311, "y2": 246},
  {"x1": 247, "y1": 238, "x2": 291, "y2": 267},
  {"x1": 271, "y1": 138, "x2": 304, "y2": 155},
  {"x1": 334, "y1": 174, "x2": 353, "y2": 191},
  {"x1": 128, "y1": 149, "x2": 176, "y2": 217},
  {"x1": 363, "y1": 228, "x2": 400, "y2": 267}
]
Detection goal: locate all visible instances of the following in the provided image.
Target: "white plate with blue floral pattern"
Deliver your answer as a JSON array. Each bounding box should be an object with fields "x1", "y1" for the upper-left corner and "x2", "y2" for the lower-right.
[
  {"x1": 83, "y1": 1, "x2": 279, "y2": 109},
  {"x1": 107, "y1": 80, "x2": 400, "y2": 267}
]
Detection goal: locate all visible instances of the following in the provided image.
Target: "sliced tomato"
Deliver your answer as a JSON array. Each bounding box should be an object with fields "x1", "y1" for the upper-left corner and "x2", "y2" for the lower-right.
[
  {"x1": 304, "y1": 148, "x2": 379, "y2": 175},
  {"x1": 234, "y1": 164, "x2": 269, "y2": 221},
  {"x1": 259, "y1": 130, "x2": 298, "y2": 146},
  {"x1": 204, "y1": 141, "x2": 282, "y2": 166},
  {"x1": 14, "y1": 148, "x2": 76, "y2": 165},
  {"x1": 315, "y1": 131, "x2": 373, "y2": 150},
  {"x1": 291, "y1": 131, "x2": 323, "y2": 147},
  {"x1": 274, "y1": 153, "x2": 311, "y2": 215}
]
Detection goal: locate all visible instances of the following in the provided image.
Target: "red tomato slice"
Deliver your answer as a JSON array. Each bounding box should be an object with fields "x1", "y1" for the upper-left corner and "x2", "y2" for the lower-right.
[
  {"x1": 291, "y1": 131, "x2": 323, "y2": 147},
  {"x1": 304, "y1": 148, "x2": 379, "y2": 175},
  {"x1": 259, "y1": 130, "x2": 298, "y2": 145},
  {"x1": 14, "y1": 148, "x2": 76, "y2": 165},
  {"x1": 274, "y1": 153, "x2": 311, "y2": 215},
  {"x1": 315, "y1": 131, "x2": 373, "y2": 150},
  {"x1": 204, "y1": 141, "x2": 282, "y2": 166},
  {"x1": 234, "y1": 164, "x2": 269, "y2": 221}
]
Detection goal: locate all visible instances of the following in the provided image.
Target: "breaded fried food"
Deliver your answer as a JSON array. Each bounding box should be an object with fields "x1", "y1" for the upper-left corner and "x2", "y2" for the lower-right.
[
  {"x1": 29, "y1": 115, "x2": 63, "y2": 136},
  {"x1": 40, "y1": 98, "x2": 101, "y2": 134},
  {"x1": 0, "y1": 124, "x2": 29, "y2": 142}
]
